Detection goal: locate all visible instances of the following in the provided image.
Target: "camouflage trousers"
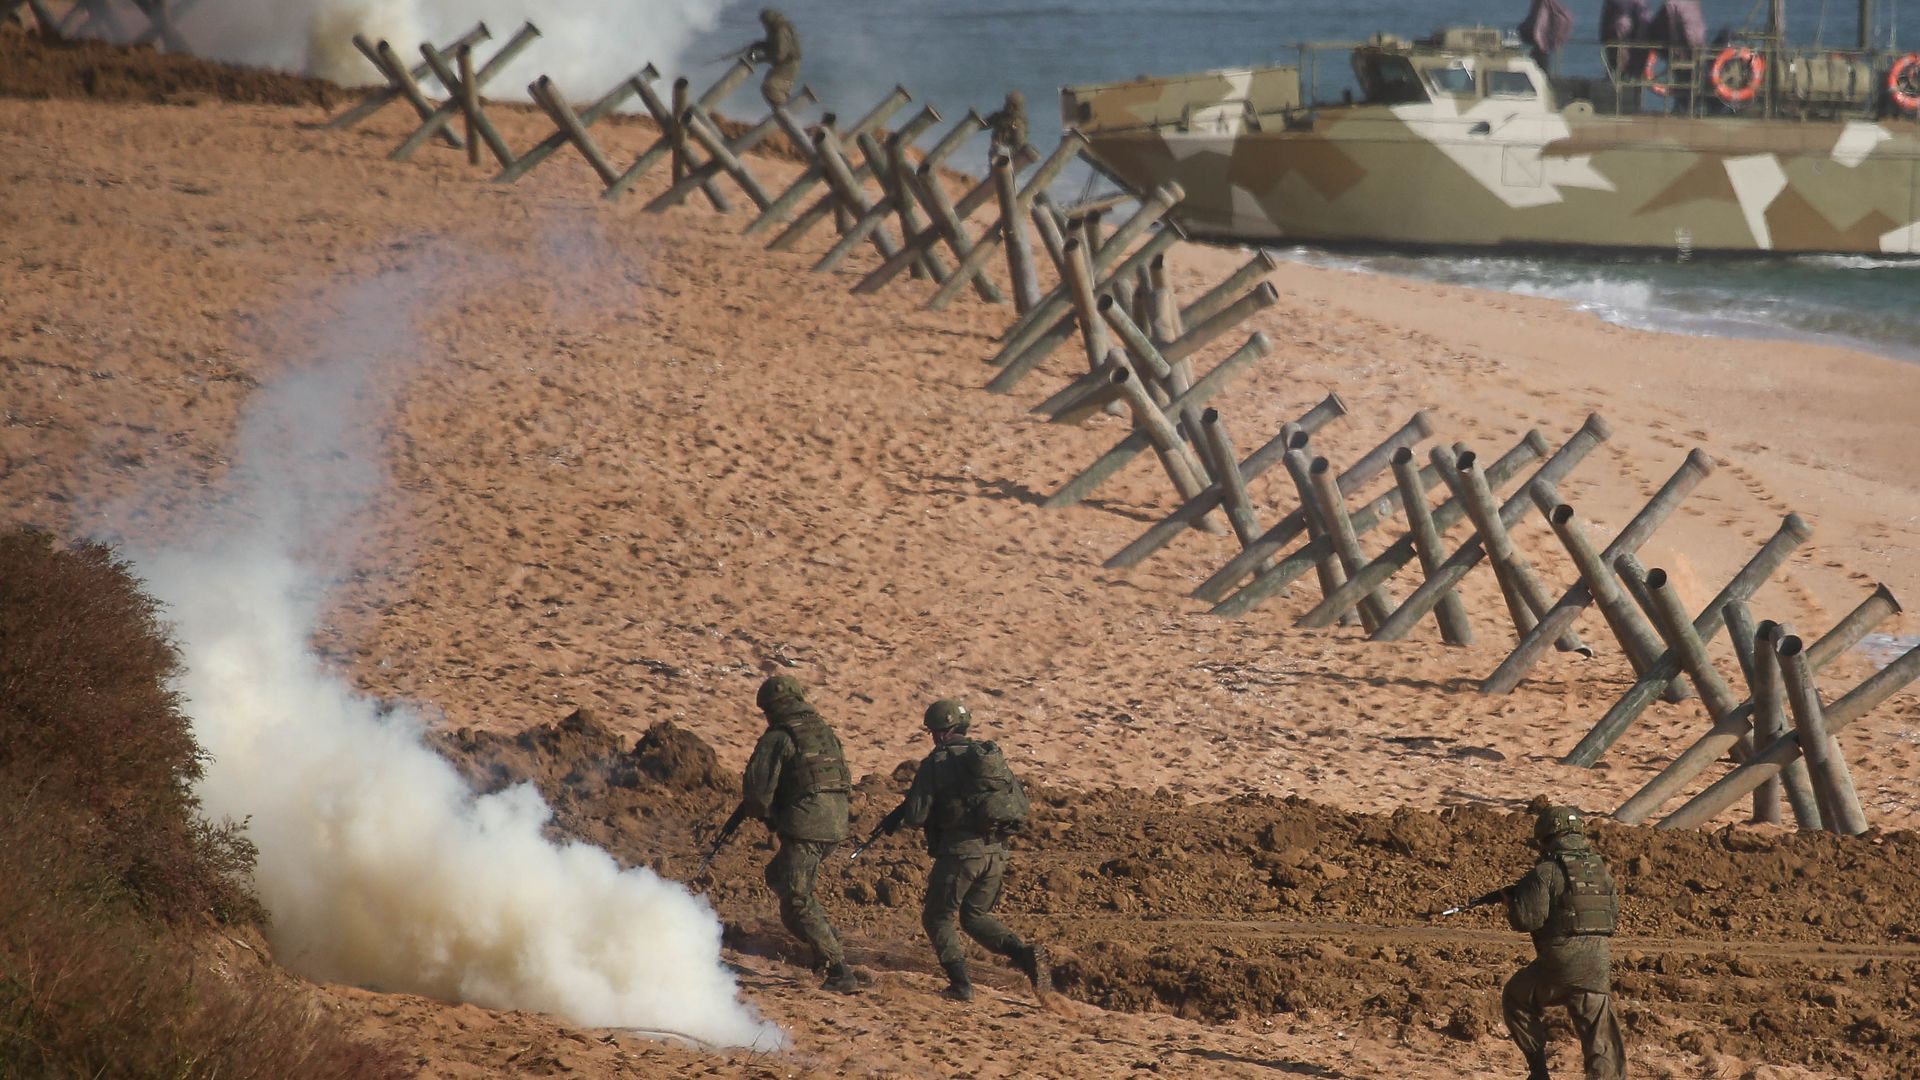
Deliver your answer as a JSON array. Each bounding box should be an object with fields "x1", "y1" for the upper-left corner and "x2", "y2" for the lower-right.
[
  {"x1": 761, "y1": 62, "x2": 799, "y2": 107},
  {"x1": 766, "y1": 838, "x2": 844, "y2": 968},
  {"x1": 922, "y1": 850, "x2": 1024, "y2": 968},
  {"x1": 1503, "y1": 963, "x2": 1626, "y2": 1080}
]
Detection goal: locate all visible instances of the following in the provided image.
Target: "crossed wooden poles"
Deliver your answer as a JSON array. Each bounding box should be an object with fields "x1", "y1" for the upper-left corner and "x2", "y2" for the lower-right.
[{"x1": 12, "y1": 0, "x2": 196, "y2": 51}]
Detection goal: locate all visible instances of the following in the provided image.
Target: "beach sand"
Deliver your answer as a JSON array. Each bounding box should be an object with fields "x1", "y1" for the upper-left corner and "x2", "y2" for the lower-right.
[{"x1": 4, "y1": 35, "x2": 1918, "y2": 1077}]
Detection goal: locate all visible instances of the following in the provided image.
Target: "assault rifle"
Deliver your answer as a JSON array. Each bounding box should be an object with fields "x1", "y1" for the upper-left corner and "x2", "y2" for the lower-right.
[
  {"x1": 848, "y1": 804, "x2": 906, "y2": 862},
  {"x1": 695, "y1": 803, "x2": 751, "y2": 878},
  {"x1": 1436, "y1": 886, "x2": 1512, "y2": 918},
  {"x1": 701, "y1": 42, "x2": 766, "y2": 65}
]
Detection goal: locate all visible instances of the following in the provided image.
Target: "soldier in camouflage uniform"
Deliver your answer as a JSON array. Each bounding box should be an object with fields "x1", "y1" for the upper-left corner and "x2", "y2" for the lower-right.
[
  {"x1": 741, "y1": 675, "x2": 859, "y2": 993},
  {"x1": 877, "y1": 699, "x2": 1051, "y2": 1002},
  {"x1": 1502, "y1": 805, "x2": 1627, "y2": 1080},
  {"x1": 982, "y1": 90, "x2": 1028, "y2": 158},
  {"x1": 741, "y1": 7, "x2": 801, "y2": 107}
]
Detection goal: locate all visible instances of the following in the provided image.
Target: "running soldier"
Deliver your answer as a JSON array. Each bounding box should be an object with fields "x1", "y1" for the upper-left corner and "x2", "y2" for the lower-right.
[
  {"x1": 1503, "y1": 805, "x2": 1627, "y2": 1080},
  {"x1": 868, "y1": 699, "x2": 1051, "y2": 1002},
  {"x1": 740, "y1": 675, "x2": 859, "y2": 993}
]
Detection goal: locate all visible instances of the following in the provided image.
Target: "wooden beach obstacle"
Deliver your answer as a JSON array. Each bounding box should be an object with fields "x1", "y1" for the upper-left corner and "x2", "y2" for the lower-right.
[
  {"x1": 387, "y1": 23, "x2": 540, "y2": 164},
  {"x1": 1600, "y1": 583, "x2": 1907, "y2": 829},
  {"x1": 329, "y1": 25, "x2": 491, "y2": 145}
]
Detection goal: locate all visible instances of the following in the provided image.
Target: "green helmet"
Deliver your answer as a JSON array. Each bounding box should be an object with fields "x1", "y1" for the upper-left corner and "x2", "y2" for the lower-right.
[
  {"x1": 1534, "y1": 805, "x2": 1586, "y2": 846},
  {"x1": 756, "y1": 674, "x2": 806, "y2": 712},
  {"x1": 923, "y1": 699, "x2": 971, "y2": 732}
]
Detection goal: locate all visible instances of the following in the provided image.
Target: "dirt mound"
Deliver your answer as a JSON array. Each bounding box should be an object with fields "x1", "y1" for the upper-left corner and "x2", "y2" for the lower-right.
[
  {"x1": 0, "y1": 30, "x2": 337, "y2": 107},
  {"x1": 431, "y1": 718, "x2": 1920, "y2": 1077}
]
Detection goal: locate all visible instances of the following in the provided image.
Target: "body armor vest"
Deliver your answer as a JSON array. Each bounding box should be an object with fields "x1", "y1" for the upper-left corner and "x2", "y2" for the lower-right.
[
  {"x1": 773, "y1": 710, "x2": 851, "y2": 804},
  {"x1": 1546, "y1": 850, "x2": 1618, "y2": 937}
]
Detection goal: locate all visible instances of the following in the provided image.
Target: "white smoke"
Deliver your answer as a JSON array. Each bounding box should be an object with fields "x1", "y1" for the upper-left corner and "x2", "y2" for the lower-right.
[
  {"x1": 168, "y1": 0, "x2": 727, "y2": 97},
  {"x1": 126, "y1": 260, "x2": 783, "y2": 1050}
]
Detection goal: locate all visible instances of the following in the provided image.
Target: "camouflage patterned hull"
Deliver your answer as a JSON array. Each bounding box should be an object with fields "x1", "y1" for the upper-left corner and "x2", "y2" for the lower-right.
[{"x1": 1082, "y1": 112, "x2": 1920, "y2": 255}]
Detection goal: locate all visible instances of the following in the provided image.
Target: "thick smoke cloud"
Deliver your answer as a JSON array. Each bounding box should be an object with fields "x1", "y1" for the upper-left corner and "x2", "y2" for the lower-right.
[
  {"x1": 127, "y1": 259, "x2": 782, "y2": 1050},
  {"x1": 168, "y1": 0, "x2": 726, "y2": 97}
]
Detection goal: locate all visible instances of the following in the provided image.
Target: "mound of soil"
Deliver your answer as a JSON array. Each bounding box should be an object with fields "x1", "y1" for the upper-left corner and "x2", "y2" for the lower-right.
[
  {"x1": 435, "y1": 719, "x2": 1920, "y2": 1077},
  {"x1": 0, "y1": 29, "x2": 337, "y2": 107}
]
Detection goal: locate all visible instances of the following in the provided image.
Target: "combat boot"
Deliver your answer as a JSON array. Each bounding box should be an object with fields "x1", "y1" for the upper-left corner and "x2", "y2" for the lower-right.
[
  {"x1": 940, "y1": 960, "x2": 973, "y2": 1002},
  {"x1": 821, "y1": 962, "x2": 859, "y2": 994},
  {"x1": 1014, "y1": 942, "x2": 1053, "y2": 995},
  {"x1": 1522, "y1": 1055, "x2": 1550, "y2": 1080}
]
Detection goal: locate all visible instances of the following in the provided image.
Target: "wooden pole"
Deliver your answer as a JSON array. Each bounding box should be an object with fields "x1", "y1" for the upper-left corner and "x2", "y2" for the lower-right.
[
  {"x1": 994, "y1": 155, "x2": 1041, "y2": 314},
  {"x1": 1755, "y1": 620, "x2": 1825, "y2": 828},
  {"x1": 458, "y1": 45, "x2": 479, "y2": 165},
  {"x1": 1309, "y1": 455, "x2": 1397, "y2": 631},
  {"x1": 1285, "y1": 448, "x2": 1354, "y2": 623},
  {"x1": 1390, "y1": 446, "x2": 1472, "y2": 645},
  {"x1": 1777, "y1": 636, "x2": 1870, "y2": 835},
  {"x1": 1725, "y1": 603, "x2": 1784, "y2": 825}
]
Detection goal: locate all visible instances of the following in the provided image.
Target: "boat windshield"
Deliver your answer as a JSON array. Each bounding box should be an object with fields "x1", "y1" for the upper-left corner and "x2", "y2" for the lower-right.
[
  {"x1": 1352, "y1": 51, "x2": 1430, "y2": 104},
  {"x1": 1426, "y1": 62, "x2": 1476, "y2": 96}
]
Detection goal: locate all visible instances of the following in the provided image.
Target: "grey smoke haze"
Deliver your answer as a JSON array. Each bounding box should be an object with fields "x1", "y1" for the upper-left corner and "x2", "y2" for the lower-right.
[
  {"x1": 142, "y1": 0, "x2": 729, "y2": 97},
  {"x1": 126, "y1": 255, "x2": 782, "y2": 1049}
]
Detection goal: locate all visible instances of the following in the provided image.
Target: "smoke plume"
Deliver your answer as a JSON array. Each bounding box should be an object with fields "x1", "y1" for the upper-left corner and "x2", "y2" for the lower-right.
[
  {"x1": 126, "y1": 259, "x2": 782, "y2": 1050},
  {"x1": 164, "y1": 0, "x2": 726, "y2": 97}
]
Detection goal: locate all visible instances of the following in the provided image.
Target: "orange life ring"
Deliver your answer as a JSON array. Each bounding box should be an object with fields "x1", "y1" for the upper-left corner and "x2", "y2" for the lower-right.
[
  {"x1": 1710, "y1": 46, "x2": 1765, "y2": 105},
  {"x1": 1890, "y1": 53, "x2": 1920, "y2": 113},
  {"x1": 1643, "y1": 51, "x2": 1669, "y2": 96}
]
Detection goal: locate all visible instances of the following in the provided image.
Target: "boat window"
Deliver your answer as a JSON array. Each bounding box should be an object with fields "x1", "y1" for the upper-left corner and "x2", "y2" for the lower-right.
[
  {"x1": 1426, "y1": 63, "x2": 1476, "y2": 97},
  {"x1": 1356, "y1": 54, "x2": 1430, "y2": 104},
  {"x1": 1487, "y1": 69, "x2": 1537, "y2": 98}
]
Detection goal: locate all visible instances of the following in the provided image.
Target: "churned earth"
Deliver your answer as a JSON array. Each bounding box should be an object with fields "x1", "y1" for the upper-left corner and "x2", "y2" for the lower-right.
[{"x1": 5, "y1": 28, "x2": 1920, "y2": 1079}]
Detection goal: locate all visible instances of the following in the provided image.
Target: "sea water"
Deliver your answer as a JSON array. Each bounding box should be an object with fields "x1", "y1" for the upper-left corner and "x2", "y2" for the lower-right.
[{"x1": 687, "y1": 0, "x2": 1920, "y2": 360}]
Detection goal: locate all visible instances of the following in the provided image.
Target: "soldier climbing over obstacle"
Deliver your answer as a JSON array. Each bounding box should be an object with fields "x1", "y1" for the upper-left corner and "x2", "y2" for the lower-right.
[
  {"x1": 737, "y1": 675, "x2": 861, "y2": 993},
  {"x1": 1501, "y1": 805, "x2": 1627, "y2": 1080},
  {"x1": 860, "y1": 699, "x2": 1051, "y2": 1003},
  {"x1": 982, "y1": 89, "x2": 1028, "y2": 158},
  {"x1": 738, "y1": 7, "x2": 801, "y2": 107}
]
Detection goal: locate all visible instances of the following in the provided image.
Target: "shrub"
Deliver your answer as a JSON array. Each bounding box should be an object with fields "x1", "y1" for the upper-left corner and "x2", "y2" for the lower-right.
[{"x1": 0, "y1": 528, "x2": 407, "y2": 1079}]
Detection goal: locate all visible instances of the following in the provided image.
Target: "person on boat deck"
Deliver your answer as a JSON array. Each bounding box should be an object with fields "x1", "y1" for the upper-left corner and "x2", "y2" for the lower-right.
[
  {"x1": 1646, "y1": 0, "x2": 1706, "y2": 110},
  {"x1": 1518, "y1": 0, "x2": 1574, "y2": 72}
]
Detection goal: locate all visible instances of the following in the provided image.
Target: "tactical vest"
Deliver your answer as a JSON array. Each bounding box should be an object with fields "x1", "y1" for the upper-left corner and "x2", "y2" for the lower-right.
[
  {"x1": 772, "y1": 710, "x2": 851, "y2": 804},
  {"x1": 1546, "y1": 850, "x2": 1618, "y2": 938}
]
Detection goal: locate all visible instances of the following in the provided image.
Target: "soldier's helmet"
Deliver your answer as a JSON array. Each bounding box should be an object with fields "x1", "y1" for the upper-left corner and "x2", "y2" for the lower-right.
[
  {"x1": 760, "y1": 7, "x2": 784, "y2": 26},
  {"x1": 923, "y1": 699, "x2": 971, "y2": 732},
  {"x1": 757, "y1": 674, "x2": 806, "y2": 712},
  {"x1": 1533, "y1": 805, "x2": 1586, "y2": 846}
]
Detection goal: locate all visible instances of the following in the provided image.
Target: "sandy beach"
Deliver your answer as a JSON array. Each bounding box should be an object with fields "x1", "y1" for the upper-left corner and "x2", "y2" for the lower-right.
[{"x1": 4, "y1": 29, "x2": 1919, "y2": 1078}]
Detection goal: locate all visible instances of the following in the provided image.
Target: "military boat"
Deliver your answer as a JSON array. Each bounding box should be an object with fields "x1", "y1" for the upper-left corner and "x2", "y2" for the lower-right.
[{"x1": 1063, "y1": 5, "x2": 1920, "y2": 255}]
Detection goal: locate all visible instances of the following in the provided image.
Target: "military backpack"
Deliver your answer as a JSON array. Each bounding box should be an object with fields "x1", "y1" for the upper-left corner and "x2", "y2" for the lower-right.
[
  {"x1": 1546, "y1": 850, "x2": 1618, "y2": 937},
  {"x1": 943, "y1": 739, "x2": 1029, "y2": 835}
]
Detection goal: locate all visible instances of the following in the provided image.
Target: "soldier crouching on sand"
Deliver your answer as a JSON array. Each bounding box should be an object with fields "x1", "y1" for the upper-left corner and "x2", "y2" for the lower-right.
[
  {"x1": 867, "y1": 699, "x2": 1051, "y2": 1002},
  {"x1": 1503, "y1": 805, "x2": 1627, "y2": 1080},
  {"x1": 741, "y1": 675, "x2": 860, "y2": 993}
]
